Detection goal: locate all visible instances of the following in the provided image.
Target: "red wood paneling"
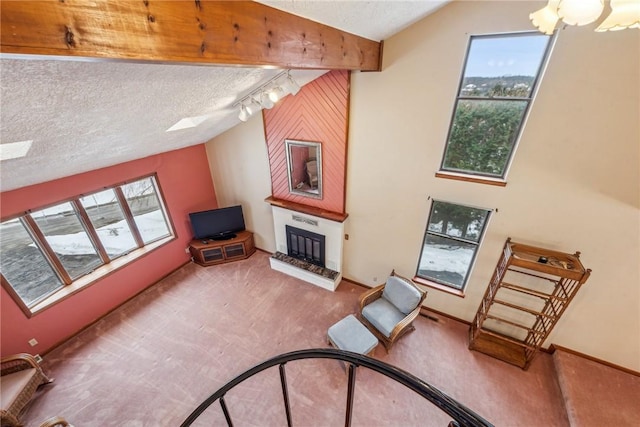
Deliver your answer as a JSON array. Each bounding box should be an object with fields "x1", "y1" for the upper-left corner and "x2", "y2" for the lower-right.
[{"x1": 264, "y1": 70, "x2": 349, "y2": 214}]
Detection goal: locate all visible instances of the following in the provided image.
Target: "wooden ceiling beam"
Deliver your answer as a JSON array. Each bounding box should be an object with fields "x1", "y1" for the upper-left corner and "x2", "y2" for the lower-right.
[{"x1": 0, "y1": 0, "x2": 382, "y2": 71}]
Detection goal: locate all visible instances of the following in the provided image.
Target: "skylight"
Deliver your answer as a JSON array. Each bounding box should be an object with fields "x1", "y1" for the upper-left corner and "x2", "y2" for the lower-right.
[
  {"x1": 0, "y1": 140, "x2": 33, "y2": 161},
  {"x1": 165, "y1": 115, "x2": 209, "y2": 132}
]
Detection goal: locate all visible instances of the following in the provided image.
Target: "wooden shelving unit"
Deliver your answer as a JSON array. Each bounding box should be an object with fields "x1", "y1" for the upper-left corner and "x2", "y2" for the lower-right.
[
  {"x1": 469, "y1": 238, "x2": 591, "y2": 369},
  {"x1": 189, "y1": 231, "x2": 256, "y2": 267}
]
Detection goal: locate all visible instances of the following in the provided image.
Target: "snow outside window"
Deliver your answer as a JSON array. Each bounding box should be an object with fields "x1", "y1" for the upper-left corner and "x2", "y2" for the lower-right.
[
  {"x1": 416, "y1": 200, "x2": 491, "y2": 291},
  {"x1": 0, "y1": 218, "x2": 64, "y2": 306},
  {"x1": 121, "y1": 177, "x2": 171, "y2": 244},
  {"x1": 0, "y1": 175, "x2": 174, "y2": 310}
]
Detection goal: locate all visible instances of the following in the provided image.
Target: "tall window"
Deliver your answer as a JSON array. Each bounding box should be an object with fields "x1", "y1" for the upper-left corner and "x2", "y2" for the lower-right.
[
  {"x1": 416, "y1": 200, "x2": 491, "y2": 291},
  {"x1": 0, "y1": 175, "x2": 173, "y2": 311},
  {"x1": 440, "y1": 32, "x2": 554, "y2": 179}
]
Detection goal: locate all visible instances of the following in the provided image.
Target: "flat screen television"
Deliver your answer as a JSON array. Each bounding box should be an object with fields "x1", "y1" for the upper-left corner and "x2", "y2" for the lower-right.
[{"x1": 188, "y1": 205, "x2": 245, "y2": 241}]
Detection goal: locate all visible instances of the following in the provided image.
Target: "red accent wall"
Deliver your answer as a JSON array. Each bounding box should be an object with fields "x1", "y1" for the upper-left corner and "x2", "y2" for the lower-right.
[
  {"x1": 0, "y1": 145, "x2": 217, "y2": 356},
  {"x1": 264, "y1": 70, "x2": 349, "y2": 214}
]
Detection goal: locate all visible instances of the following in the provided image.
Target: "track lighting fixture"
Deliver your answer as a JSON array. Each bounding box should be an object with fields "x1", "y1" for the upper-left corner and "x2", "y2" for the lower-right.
[{"x1": 234, "y1": 71, "x2": 300, "y2": 122}]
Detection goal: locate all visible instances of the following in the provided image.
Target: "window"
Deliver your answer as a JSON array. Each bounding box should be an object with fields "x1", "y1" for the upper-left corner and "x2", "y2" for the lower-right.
[
  {"x1": 31, "y1": 202, "x2": 104, "y2": 279},
  {"x1": 0, "y1": 175, "x2": 174, "y2": 313},
  {"x1": 439, "y1": 32, "x2": 554, "y2": 181},
  {"x1": 121, "y1": 177, "x2": 171, "y2": 244},
  {"x1": 0, "y1": 219, "x2": 65, "y2": 306},
  {"x1": 80, "y1": 189, "x2": 137, "y2": 259},
  {"x1": 415, "y1": 200, "x2": 491, "y2": 292}
]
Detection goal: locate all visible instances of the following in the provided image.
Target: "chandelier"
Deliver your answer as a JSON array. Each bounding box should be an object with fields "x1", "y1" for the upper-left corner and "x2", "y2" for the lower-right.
[{"x1": 530, "y1": 0, "x2": 640, "y2": 34}]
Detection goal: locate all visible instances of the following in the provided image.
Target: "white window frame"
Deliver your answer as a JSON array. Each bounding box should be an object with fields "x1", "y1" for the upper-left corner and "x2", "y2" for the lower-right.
[{"x1": 437, "y1": 31, "x2": 556, "y2": 185}]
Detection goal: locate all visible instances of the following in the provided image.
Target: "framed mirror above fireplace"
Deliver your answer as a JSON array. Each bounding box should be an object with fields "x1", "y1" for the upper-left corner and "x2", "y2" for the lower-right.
[{"x1": 285, "y1": 139, "x2": 322, "y2": 199}]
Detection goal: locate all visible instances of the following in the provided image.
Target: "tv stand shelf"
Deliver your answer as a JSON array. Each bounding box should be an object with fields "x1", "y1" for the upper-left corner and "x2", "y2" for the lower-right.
[{"x1": 189, "y1": 230, "x2": 256, "y2": 266}]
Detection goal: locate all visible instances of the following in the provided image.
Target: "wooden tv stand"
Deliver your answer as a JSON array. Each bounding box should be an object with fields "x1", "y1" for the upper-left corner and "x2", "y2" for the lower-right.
[{"x1": 189, "y1": 230, "x2": 256, "y2": 266}]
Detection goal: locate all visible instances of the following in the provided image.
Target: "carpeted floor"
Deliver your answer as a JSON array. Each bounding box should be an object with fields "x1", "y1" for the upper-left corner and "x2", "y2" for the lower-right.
[
  {"x1": 23, "y1": 251, "x2": 571, "y2": 426},
  {"x1": 552, "y1": 349, "x2": 640, "y2": 426}
]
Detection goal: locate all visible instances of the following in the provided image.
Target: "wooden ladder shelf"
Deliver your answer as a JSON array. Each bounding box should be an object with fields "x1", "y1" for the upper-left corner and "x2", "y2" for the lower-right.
[{"x1": 469, "y1": 238, "x2": 591, "y2": 369}]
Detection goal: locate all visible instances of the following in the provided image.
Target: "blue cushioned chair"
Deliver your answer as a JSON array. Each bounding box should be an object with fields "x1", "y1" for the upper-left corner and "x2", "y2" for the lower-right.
[{"x1": 359, "y1": 270, "x2": 427, "y2": 352}]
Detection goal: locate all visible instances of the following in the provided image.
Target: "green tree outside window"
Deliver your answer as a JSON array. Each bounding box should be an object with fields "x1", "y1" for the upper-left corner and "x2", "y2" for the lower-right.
[{"x1": 440, "y1": 33, "x2": 554, "y2": 179}]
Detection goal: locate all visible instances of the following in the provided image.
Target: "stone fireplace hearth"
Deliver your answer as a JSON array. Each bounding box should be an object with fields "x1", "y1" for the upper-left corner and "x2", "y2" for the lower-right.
[{"x1": 267, "y1": 200, "x2": 347, "y2": 291}]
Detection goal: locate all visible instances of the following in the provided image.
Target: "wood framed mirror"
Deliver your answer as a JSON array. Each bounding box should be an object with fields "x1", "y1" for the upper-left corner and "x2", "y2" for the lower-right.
[{"x1": 285, "y1": 139, "x2": 322, "y2": 199}]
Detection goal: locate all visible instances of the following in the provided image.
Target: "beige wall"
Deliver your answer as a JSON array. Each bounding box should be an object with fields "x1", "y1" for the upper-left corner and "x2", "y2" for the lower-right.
[
  {"x1": 205, "y1": 113, "x2": 276, "y2": 252},
  {"x1": 206, "y1": 1, "x2": 640, "y2": 370},
  {"x1": 346, "y1": 0, "x2": 639, "y2": 370}
]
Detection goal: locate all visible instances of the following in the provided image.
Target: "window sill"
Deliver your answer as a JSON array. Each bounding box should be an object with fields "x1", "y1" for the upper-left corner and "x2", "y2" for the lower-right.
[
  {"x1": 28, "y1": 236, "x2": 175, "y2": 317},
  {"x1": 412, "y1": 276, "x2": 466, "y2": 298},
  {"x1": 435, "y1": 171, "x2": 507, "y2": 187}
]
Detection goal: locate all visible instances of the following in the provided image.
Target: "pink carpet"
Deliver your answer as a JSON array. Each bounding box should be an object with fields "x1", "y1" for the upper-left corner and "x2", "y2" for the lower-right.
[
  {"x1": 552, "y1": 349, "x2": 640, "y2": 426},
  {"x1": 22, "y1": 251, "x2": 575, "y2": 426}
]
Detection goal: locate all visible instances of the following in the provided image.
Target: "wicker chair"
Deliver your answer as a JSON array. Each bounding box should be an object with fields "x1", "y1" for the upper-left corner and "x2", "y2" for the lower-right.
[
  {"x1": 1, "y1": 353, "x2": 53, "y2": 427},
  {"x1": 306, "y1": 159, "x2": 318, "y2": 188},
  {"x1": 359, "y1": 270, "x2": 427, "y2": 352}
]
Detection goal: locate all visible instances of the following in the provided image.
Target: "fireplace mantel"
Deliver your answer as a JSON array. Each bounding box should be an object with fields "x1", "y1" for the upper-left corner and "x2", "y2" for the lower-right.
[
  {"x1": 265, "y1": 196, "x2": 348, "y2": 223},
  {"x1": 267, "y1": 200, "x2": 347, "y2": 291}
]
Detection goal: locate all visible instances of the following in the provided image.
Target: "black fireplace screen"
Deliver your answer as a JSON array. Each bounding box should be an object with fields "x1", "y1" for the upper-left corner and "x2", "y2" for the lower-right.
[{"x1": 286, "y1": 225, "x2": 325, "y2": 267}]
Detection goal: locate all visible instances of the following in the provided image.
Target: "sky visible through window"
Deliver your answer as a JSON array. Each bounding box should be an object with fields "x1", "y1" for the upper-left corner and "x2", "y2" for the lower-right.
[
  {"x1": 464, "y1": 35, "x2": 550, "y2": 78},
  {"x1": 442, "y1": 32, "x2": 553, "y2": 177}
]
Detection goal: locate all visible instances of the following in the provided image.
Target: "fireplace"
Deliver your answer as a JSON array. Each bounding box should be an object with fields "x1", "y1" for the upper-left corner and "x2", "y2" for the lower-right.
[
  {"x1": 268, "y1": 204, "x2": 346, "y2": 291},
  {"x1": 286, "y1": 225, "x2": 325, "y2": 267}
]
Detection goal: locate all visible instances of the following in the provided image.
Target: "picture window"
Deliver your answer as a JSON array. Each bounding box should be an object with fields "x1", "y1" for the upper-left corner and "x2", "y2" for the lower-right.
[
  {"x1": 439, "y1": 32, "x2": 554, "y2": 180},
  {"x1": 0, "y1": 175, "x2": 174, "y2": 314}
]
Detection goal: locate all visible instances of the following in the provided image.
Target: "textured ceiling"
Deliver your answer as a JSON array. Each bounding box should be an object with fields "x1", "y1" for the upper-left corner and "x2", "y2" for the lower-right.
[
  {"x1": 0, "y1": 60, "x2": 325, "y2": 191},
  {"x1": 256, "y1": 0, "x2": 449, "y2": 41},
  {"x1": 0, "y1": 1, "x2": 449, "y2": 192}
]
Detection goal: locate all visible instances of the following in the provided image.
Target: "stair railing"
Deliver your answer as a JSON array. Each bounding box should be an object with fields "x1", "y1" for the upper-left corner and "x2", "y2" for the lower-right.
[{"x1": 180, "y1": 348, "x2": 493, "y2": 427}]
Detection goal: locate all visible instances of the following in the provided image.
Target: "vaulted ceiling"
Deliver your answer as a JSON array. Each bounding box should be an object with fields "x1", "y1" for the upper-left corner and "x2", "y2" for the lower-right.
[{"x1": 0, "y1": 1, "x2": 449, "y2": 192}]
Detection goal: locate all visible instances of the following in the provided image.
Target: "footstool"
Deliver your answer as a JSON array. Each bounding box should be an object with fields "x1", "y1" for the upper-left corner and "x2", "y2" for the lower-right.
[{"x1": 327, "y1": 314, "x2": 378, "y2": 356}]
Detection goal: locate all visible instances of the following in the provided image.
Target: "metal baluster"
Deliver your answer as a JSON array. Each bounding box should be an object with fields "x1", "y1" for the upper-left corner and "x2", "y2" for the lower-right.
[
  {"x1": 345, "y1": 363, "x2": 357, "y2": 427},
  {"x1": 220, "y1": 395, "x2": 233, "y2": 427},
  {"x1": 180, "y1": 349, "x2": 494, "y2": 427},
  {"x1": 279, "y1": 363, "x2": 293, "y2": 427}
]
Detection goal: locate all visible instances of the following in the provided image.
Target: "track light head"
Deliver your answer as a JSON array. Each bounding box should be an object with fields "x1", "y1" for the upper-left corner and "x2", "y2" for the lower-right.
[
  {"x1": 246, "y1": 98, "x2": 262, "y2": 115},
  {"x1": 238, "y1": 104, "x2": 250, "y2": 122},
  {"x1": 281, "y1": 73, "x2": 300, "y2": 96},
  {"x1": 268, "y1": 86, "x2": 285, "y2": 103},
  {"x1": 259, "y1": 92, "x2": 275, "y2": 109}
]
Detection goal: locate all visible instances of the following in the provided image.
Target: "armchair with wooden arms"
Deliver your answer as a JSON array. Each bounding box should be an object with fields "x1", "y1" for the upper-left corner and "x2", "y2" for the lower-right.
[
  {"x1": 1, "y1": 353, "x2": 53, "y2": 427},
  {"x1": 358, "y1": 270, "x2": 427, "y2": 352}
]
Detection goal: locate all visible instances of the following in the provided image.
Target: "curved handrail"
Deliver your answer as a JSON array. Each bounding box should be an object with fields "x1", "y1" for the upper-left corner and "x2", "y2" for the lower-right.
[{"x1": 181, "y1": 348, "x2": 493, "y2": 427}]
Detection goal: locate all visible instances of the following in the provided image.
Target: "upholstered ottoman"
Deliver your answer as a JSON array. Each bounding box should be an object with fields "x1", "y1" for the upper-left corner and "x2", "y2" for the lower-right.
[{"x1": 327, "y1": 314, "x2": 378, "y2": 356}]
